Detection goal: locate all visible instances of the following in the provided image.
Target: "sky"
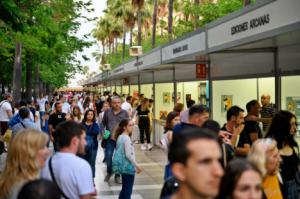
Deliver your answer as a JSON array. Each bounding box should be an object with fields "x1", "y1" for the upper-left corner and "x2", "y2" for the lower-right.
[{"x1": 68, "y1": 0, "x2": 106, "y2": 87}]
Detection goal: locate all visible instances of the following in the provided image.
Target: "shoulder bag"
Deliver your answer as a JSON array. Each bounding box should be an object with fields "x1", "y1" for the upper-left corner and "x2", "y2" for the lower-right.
[
  {"x1": 112, "y1": 136, "x2": 135, "y2": 175},
  {"x1": 49, "y1": 157, "x2": 70, "y2": 199}
]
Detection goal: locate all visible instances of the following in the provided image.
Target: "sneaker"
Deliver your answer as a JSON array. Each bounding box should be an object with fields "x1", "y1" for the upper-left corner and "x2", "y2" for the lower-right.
[
  {"x1": 141, "y1": 144, "x2": 147, "y2": 151},
  {"x1": 104, "y1": 173, "x2": 112, "y2": 182},
  {"x1": 115, "y1": 175, "x2": 122, "y2": 184},
  {"x1": 147, "y1": 143, "x2": 153, "y2": 151}
]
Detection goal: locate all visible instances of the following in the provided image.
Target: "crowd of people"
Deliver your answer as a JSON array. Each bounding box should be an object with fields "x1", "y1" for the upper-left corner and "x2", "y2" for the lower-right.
[{"x1": 0, "y1": 91, "x2": 299, "y2": 199}]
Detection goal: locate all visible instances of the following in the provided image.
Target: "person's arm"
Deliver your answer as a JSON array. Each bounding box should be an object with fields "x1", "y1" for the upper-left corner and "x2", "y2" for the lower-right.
[
  {"x1": 7, "y1": 110, "x2": 13, "y2": 119},
  {"x1": 102, "y1": 111, "x2": 107, "y2": 130},
  {"x1": 80, "y1": 195, "x2": 93, "y2": 199},
  {"x1": 234, "y1": 144, "x2": 250, "y2": 156},
  {"x1": 124, "y1": 137, "x2": 137, "y2": 166}
]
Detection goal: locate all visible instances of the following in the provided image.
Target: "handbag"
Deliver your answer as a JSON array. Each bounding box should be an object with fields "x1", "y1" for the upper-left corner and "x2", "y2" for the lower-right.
[{"x1": 112, "y1": 136, "x2": 135, "y2": 175}]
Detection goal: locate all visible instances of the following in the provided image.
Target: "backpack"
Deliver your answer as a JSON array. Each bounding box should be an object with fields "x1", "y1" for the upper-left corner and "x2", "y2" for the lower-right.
[{"x1": 9, "y1": 113, "x2": 21, "y2": 128}]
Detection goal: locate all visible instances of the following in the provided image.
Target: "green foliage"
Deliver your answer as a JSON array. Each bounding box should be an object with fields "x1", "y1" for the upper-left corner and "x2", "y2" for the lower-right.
[
  {"x1": 0, "y1": 0, "x2": 92, "y2": 89},
  {"x1": 93, "y1": 0, "x2": 253, "y2": 70}
]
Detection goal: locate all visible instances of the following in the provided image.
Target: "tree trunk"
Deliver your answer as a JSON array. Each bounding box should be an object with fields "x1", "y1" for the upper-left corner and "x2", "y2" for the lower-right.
[
  {"x1": 7, "y1": 85, "x2": 11, "y2": 92},
  {"x1": 122, "y1": 25, "x2": 126, "y2": 62},
  {"x1": 130, "y1": 27, "x2": 133, "y2": 47},
  {"x1": 25, "y1": 54, "x2": 33, "y2": 102},
  {"x1": 137, "y1": 9, "x2": 142, "y2": 46},
  {"x1": 244, "y1": 0, "x2": 251, "y2": 6},
  {"x1": 115, "y1": 38, "x2": 118, "y2": 57},
  {"x1": 1, "y1": 84, "x2": 4, "y2": 94},
  {"x1": 39, "y1": 78, "x2": 43, "y2": 97},
  {"x1": 33, "y1": 65, "x2": 39, "y2": 100},
  {"x1": 12, "y1": 42, "x2": 22, "y2": 103},
  {"x1": 152, "y1": 0, "x2": 158, "y2": 48},
  {"x1": 194, "y1": 0, "x2": 200, "y2": 30},
  {"x1": 168, "y1": 0, "x2": 174, "y2": 40}
]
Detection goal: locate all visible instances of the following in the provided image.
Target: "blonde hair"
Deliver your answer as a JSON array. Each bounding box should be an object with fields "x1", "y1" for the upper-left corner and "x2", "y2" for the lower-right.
[
  {"x1": 248, "y1": 138, "x2": 277, "y2": 176},
  {"x1": 0, "y1": 129, "x2": 48, "y2": 197}
]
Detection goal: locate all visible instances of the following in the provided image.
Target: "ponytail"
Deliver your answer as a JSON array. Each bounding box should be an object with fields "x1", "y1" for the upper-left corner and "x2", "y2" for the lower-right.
[{"x1": 115, "y1": 119, "x2": 129, "y2": 140}]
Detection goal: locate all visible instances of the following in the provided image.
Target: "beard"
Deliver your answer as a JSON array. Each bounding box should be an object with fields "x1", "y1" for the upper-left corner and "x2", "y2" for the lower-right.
[{"x1": 76, "y1": 141, "x2": 86, "y2": 156}]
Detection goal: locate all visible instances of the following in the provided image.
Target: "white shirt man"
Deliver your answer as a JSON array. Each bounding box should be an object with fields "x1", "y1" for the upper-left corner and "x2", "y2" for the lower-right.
[
  {"x1": 0, "y1": 100, "x2": 12, "y2": 122},
  {"x1": 38, "y1": 96, "x2": 48, "y2": 112},
  {"x1": 121, "y1": 96, "x2": 133, "y2": 117},
  {"x1": 41, "y1": 121, "x2": 94, "y2": 199}
]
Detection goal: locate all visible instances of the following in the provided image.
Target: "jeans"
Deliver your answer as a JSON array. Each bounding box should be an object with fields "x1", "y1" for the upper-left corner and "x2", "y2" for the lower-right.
[
  {"x1": 119, "y1": 174, "x2": 135, "y2": 199},
  {"x1": 139, "y1": 124, "x2": 150, "y2": 144},
  {"x1": 39, "y1": 111, "x2": 45, "y2": 123},
  {"x1": 164, "y1": 162, "x2": 173, "y2": 181},
  {"x1": 105, "y1": 139, "x2": 116, "y2": 174},
  {"x1": 84, "y1": 146, "x2": 98, "y2": 178}
]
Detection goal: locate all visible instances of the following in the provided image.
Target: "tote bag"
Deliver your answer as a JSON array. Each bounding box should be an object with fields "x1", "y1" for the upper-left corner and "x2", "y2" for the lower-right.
[{"x1": 112, "y1": 136, "x2": 135, "y2": 175}]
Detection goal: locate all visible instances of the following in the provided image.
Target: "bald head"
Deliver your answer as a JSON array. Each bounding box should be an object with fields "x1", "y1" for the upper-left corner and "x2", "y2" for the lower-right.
[{"x1": 261, "y1": 94, "x2": 271, "y2": 106}]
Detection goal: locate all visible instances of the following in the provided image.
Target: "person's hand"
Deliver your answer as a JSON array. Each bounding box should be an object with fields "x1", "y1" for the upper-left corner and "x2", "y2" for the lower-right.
[
  {"x1": 50, "y1": 135, "x2": 54, "y2": 142},
  {"x1": 233, "y1": 124, "x2": 244, "y2": 136},
  {"x1": 136, "y1": 166, "x2": 142, "y2": 174},
  {"x1": 219, "y1": 130, "x2": 231, "y2": 140}
]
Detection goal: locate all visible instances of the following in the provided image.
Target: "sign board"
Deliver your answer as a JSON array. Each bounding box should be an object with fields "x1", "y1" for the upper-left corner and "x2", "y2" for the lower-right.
[
  {"x1": 208, "y1": 0, "x2": 300, "y2": 49},
  {"x1": 124, "y1": 60, "x2": 138, "y2": 73},
  {"x1": 196, "y1": 64, "x2": 207, "y2": 79},
  {"x1": 162, "y1": 32, "x2": 206, "y2": 62},
  {"x1": 138, "y1": 49, "x2": 161, "y2": 70}
]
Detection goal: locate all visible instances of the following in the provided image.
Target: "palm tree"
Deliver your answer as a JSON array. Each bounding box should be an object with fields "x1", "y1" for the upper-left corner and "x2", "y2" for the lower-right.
[
  {"x1": 194, "y1": 0, "x2": 200, "y2": 29},
  {"x1": 244, "y1": 0, "x2": 251, "y2": 6},
  {"x1": 151, "y1": 0, "x2": 158, "y2": 48},
  {"x1": 132, "y1": 0, "x2": 145, "y2": 46},
  {"x1": 110, "y1": 0, "x2": 135, "y2": 60},
  {"x1": 168, "y1": 0, "x2": 174, "y2": 40}
]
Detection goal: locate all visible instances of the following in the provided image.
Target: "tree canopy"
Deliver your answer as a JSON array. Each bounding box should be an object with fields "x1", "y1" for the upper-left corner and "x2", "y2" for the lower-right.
[{"x1": 0, "y1": 0, "x2": 92, "y2": 92}]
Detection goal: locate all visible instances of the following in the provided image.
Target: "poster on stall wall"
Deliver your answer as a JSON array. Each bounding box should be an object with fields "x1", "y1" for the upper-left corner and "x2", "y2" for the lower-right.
[
  {"x1": 221, "y1": 95, "x2": 233, "y2": 112},
  {"x1": 286, "y1": 96, "x2": 300, "y2": 136},
  {"x1": 163, "y1": 92, "x2": 171, "y2": 105}
]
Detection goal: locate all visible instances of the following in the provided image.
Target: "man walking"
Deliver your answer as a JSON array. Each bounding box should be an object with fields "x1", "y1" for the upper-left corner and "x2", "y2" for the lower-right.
[
  {"x1": 41, "y1": 121, "x2": 95, "y2": 199},
  {"x1": 102, "y1": 96, "x2": 129, "y2": 183}
]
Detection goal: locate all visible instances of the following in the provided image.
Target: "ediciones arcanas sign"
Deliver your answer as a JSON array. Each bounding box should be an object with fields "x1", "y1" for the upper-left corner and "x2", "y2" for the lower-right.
[{"x1": 231, "y1": 14, "x2": 270, "y2": 35}]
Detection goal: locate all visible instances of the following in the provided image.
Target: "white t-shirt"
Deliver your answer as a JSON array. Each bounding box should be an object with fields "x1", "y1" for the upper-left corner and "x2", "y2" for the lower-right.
[
  {"x1": 121, "y1": 101, "x2": 132, "y2": 113},
  {"x1": 38, "y1": 98, "x2": 48, "y2": 112},
  {"x1": 62, "y1": 102, "x2": 71, "y2": 114},
  {"x1": 0, "y1": 101, "x2": 12, "y2": 122},
  {"x1": 40, "y1": 152, "x2": 94, "y2": 199}
]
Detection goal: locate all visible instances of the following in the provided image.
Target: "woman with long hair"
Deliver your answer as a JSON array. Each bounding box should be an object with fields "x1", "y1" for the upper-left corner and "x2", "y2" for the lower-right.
[
  {"x1": 71, "y1": 106, "x2": 82, "y2": 123},
  {"x1": 160, "y1": 111, "x2": 180, "y2": 150},
  {"x1": 81, "y1": 109, "x2": 100, "y2": 180},
  {"x1": 83, "y1": 96, "x2": 93, "y2": 112},
  {"x1": 160, "y1": 111, "x2": 180, "y2": 180},
  {"x1": 265, "y1": 111, "x2": 299, "y2": 199},
  {"x1": 136, "y1": 98, "x2": 151, "y2": 150},
  {"x1": 217, "y1": 158, "x2": 262, "y2": 199},
  {"x1": 114, "y1": 119, "x2": 142, "y2": 199},
  {"x1": 0, "y1": 129, "x2": 49, "y2": 199},
  {"x1": 248, "y1": 138, "x2": 284, "y2": 199}
]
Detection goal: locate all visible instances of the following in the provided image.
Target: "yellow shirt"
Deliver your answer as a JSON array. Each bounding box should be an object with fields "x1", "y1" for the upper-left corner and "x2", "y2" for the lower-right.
[{"x1": 263, "y1": 175, "x2": 283, "y2": 199}]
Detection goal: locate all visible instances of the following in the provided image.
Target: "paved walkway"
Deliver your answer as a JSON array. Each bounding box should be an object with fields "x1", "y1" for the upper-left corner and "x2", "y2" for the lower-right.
[{"x1": 95, "y1": 145, "x2": 167, "y2": 199}]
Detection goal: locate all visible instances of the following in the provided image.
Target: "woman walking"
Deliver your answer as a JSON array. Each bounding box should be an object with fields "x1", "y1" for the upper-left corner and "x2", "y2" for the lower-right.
[
  {"x1": 137, "y1": 98, "x2": 151, "y2": 150},
  {"x1": 81, "y1": 109, "x2": 101, "y2": 180},
  {"x1": 113, "y1": 119, "x2": 142, "y2": 199}
]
